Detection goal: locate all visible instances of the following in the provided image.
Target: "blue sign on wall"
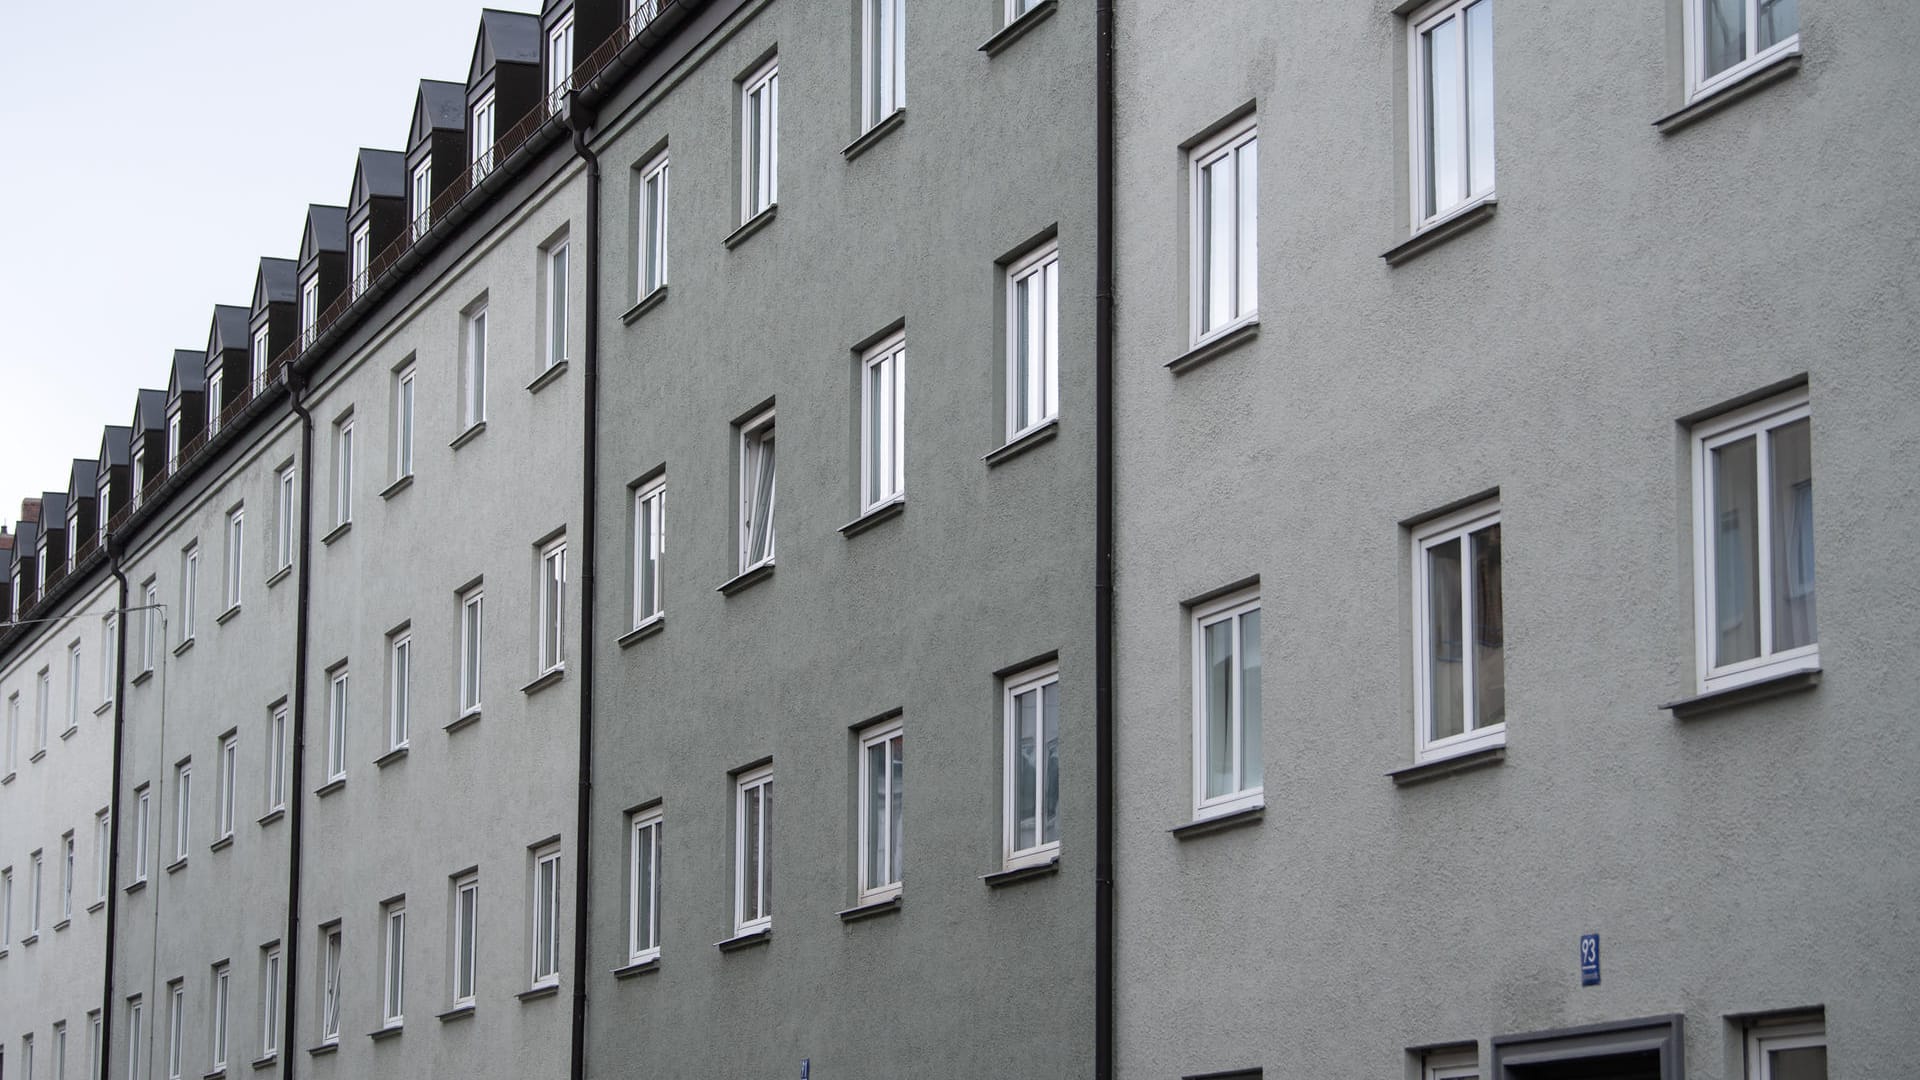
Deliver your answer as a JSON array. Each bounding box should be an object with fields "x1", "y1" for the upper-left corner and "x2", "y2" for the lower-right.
[{"x1": 1580, "y1": 934, "x2": 1601, "y2": 986}]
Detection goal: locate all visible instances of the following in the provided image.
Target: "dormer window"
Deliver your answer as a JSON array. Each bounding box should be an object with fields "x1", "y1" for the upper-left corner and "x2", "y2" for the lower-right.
[
  {"x1": 67, "y1": 506, "x2": 79, "y2": 570},
  {"x1": 351, "y1": 223, "x2": 372, "y2": 299},
  {"x1": 410, "y1": 160, "x2": 433, "y2": 240},
  {"x1": 38, "y1": 539, "x2": 50, "y2": 592},
  {"x1": 97, "y1": 484, "x2": 109, "y2": 549},
  {"x1": 166, "y1": 413, "x2": 183, "y2": 473},
  {"x1": 547, "y1": 14, "x2": 575, "y2": 114},
  {"x1": 251, "y1": 326, "x2": 271, "y2": 385},
  {"x1": 132, "y1": 456, "x2": 146, "y2": 503},
  {"x1": 208, "y1": 360, "x2": 224, "y2": 438},
  {"x1": 470, "y1": 92, "x2": 497, "y2": 183},
  {"x1": 300, "y1": 277, "x2": 320, "y2": 349}
]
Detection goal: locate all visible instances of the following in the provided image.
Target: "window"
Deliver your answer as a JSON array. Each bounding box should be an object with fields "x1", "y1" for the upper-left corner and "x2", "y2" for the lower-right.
[
  {"x1": 62, "y1": 832, "x2": 75, "y2": 919},
  {"x1": 67, "y1": 641, "x2": 82, "y2": 731},
  {"x1": 861, "y1": 0, "x2": 905, "y2": 130},
  {"x1": 96, "y1": 810, "x2": 110, "y2": 903},
  {"x1": 326, "y1": 670, "x2": 349, "y2": 783},
  {"x1": 1006, "y1": 0, "x2": 1043, "y2": 22},
  {"x1": 90, "y1": 1013, "x2": 102, "y2": 1080},
  {"x1": 628, "y1": 809, "x2": 662, "y2": 963},
  {"x1": 4, "y1": 694, "x2": 16, "y2": 773},
  {"x1": 223, "y1": 508, "x2": 244, "y2": 612},
  {"x1": 463, "y1": 306, "x2": 488, "y2": 430},
  {"x1": 35, "y1": 667, "x2": 51, "y2": 749},
  {"x1": 452, "y1": 875, "x2": 479, "y2": 1006},
  {"x1": 1747, "y1": 1018, "x2": 1824, "y2": 1080},
  {"x1": 387, "y1": 633, "x2": 412, "y2": 752},
  {"x1": 381, "y1": 901, "x2": 405, "y2": 1027},
  {"x1": 167, "y1": 413, "x2": 182, "y2": 473},
  {"x1": 260, "y1": 945, "x2": 281, "y2": 1058},
  {"x1": 126, "y1": 997, "x2": 144, "y2": 1080},
  {"x1": 350, "y1": 222, "x2": 371, "y2": 298},
  {"x1": 251, "y1": 325, "x2": 271, "y2": 385},
  {"x1": 1192, "y1": 588, "x2": 1262, "y2": 818},
  {"x1": 1424, "y1": 1047, "x2": 1478, "y2": 1080},
  {"x1": 318, "y1": 925, "x2": 342, "y2": 1043},
  {"x1": 210, "y1": 962, "x2": 230, "y2": 1069},
  {"x1": 274, "y1": 465, "x2": 295, "y2": 572},
  {"x1": 134, "y1": 786, "x2": 151, "y2": 882},
  {"x1": 410, "y1": 160, "x2": 432, "y2": 240},
  {"x1": 733, "y1": 766, "x2": 773, "y2": 934},
  {"x1": 470, "y1": 92, "x2": 497, "y2": 182},
  {"x1": 860, "y1": 333, "x2": 906, "y2": 513},
  {"x1": 1413, "y1": 500, "x2": 1504, "y2": 762},
  {"x1": 858, "y1": 721, "x2": 904, "y2": 902},
  {"x1": 299, "y1": 277, "x2": 319, "y2": 350},
  {"x1": 266, "y1": 706, "x2": 287, "y2": 812},
  {"x1": 22, "y1": 1032, "x2": 34, "y2": 1080},
  {"x1": 394, "y1": 366, "x2": 415, "y2": 481},
  {"x1": 29, "y1": 850, "x2": 43, "y2": 934},
  {"x1": 547, "y1": 13, "x2": 576, "y2": 112},
  {"x1": 1691, "y1": 0, "x2": 1798, "y2": 99},
  {"x1": 737, "y1": 408, "x2": 777, "y2": 572},
  {"x1": 1006, "y1": 240, "x2": 1060, "y2": 439},
  {"x1": 1, "y1": 866, "x2": 10, "y2": 946},
  {"x1": 638, "y1": 151, "x2": 669, "y2": 298},
  {"x1": 332, "y1": 418, "x2": 354, "y2": 528},
  {"x1": 101, "y1": 614, "x2": 117, "y2": 704},
  {"x1": 740, "y1": 59, "x2": 779, "y2": 222},
  {"x1": 132, "y1": 455, "x2": 146, "y2": 503},
  {"x1": 1189, "y1": 117, "x2": 1258, "y2": 344},
  {"x1": 166, "y1": 983, "x2": 184, "y2": 1080},
  {"x1": 52, "y1": 1021, "x2": 66, "y2": 1080},
  {"x1": 539, "y1": 540, "x2": 567, "y2": 675},
  {"x1": 545, "y1": 241, "x2": 570, "y2": 370},
  {"x1": 173, "y1": 762, "x2": 192, "y2": 863},
  {"x1": 459, "y1": 588, "x2": 485, "y2": 717},
  {"x1": 531, "y1": 846, "x2": 561, "y2": 987},
  {"x1": 632, "y1": 478, "x2": 665, "y2": 627},
  {"x1": 1692, "y1": 390, "x2": 1817, "y2": 693},
  {"x1": 217, "y1": 734, "x2": 238, "y2": 839},
  {"x1": 1410, "y1": 0, "x2": 1494, "y2": 230},
  {"x1": 142, "y1": 581, "x2": 158, "y2": 671}
]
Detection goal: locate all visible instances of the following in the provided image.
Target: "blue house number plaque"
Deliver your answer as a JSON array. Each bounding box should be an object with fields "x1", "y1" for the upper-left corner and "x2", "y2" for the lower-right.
[{"x1": 1580, "y1": 934, "x2": 1601, "y2": 986}]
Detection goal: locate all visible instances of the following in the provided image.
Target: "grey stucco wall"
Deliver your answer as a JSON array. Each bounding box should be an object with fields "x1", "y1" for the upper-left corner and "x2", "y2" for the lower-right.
[{"x1": 1113, "y1": 0, "x2": 1919, "y2": 1078}]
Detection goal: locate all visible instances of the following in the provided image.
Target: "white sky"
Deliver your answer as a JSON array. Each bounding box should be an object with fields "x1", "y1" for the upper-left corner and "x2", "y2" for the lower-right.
[{"x1": 0, "y1": 0, "x2": 525, "y2": 527}]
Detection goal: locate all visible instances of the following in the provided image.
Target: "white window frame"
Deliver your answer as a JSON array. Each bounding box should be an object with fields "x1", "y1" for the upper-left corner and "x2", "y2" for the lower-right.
[
  {"x1": 470, "y1": 92, "x2": 497, "y2": 183},
  {"x1": 67, "y1": 640, "x2": 82, "y2": 733},
  {"x1": 22, "y1": 1032, "x2": 34, "y2": 1080},
  {"x1": 1411, "y1": 500, "x2": 1505, "y2": 763},
  {"x1": 1191, "y1": 588, "x2": 1263, "y2": 820},
  {"x1": 4, "y1": 693, "x2": 16, "y2": 773},
  {"x1": 860, "y1": 0, "x2": 905, "y2": 131},
  {"x1": 62, "y1": 830, "x2": 75, "y2": 919},
  {"x1": 134, "y1": 787, "x2": 151, "y2": 883},
  {"x1": 266, "y1": 705, "x2": 287, "y2": 813},
  {"x1": 1, "y1": 866, "x2": 11, "y2": 947},
  {"x1": 1188, "y1": 116, "x2": 1259, "y2": 346},
  {"x1": 53, "y1": 1020, "x2": 67, "y2": 1080},
  {"x1": 637, "y1": 151, "x2": 669, "y2": 299},
  {"x1": 224, "y1": 508, "x2": 244, "y2": 613},
  {"x1": 452, "y1": 874, "x2": 479, "y2": 1007},
  {"x1": 35, "y1": 667, "x2": 50, "y2": 750},
  {"x1": 538, "y1": 539, "x2": 567, "y2": 676},
  {"x1": 459, "y1": 588, "x2": 485, "y2": 718},
  {"x1": 531, "y1": 846, "x2": 562, "y2": 988},
  {"x1": 463, "y1": 306, "x2": 489, "y2": 430},
  {"x1": 166, "y1": 982, "x2": 184, "y2": 1080},
  {"x1": 545, "y1": 241, "x2": 570, "y2": 371},
  {"x1": 381, "y1": 901, "x2": 405, "y2": 1028},
  {"x1": 857, "y1": 720, "x2": 904, "y2": 903},
  {"x1": 217, "y1": 734, "x2": 238, "y2": 840},
  {"x1": 1005, "y1": 0, "x2": 1042, "y2": 23},
  {"x1": 1424, "y1": 1047, "x2": 1479, "y2": 1080},
  {"x1": 859, "y1": 332, "x2": 907, "y2": 513},
  {"x1": 166, "y1": 413, "x2": 182, "y2": 474},
  {"x1": 141, "y1": 582, "x2": 158, "y2": 672},
  {"x1": 1686, "y1": 0, "x2": 1801, "y2": 103},
  {"x1": 632, "y1": 477, "x2": 665, "y2": 628},
  {"x1": 547, "y1": 13, "x2": 576, "y2": 112},
  {"x1": 333, "y1": 419, "x2": 354, "y2": 529},
  {"x1": 738, "y1": 408, "x2": 777, "y2": 572},
  {"x1": 1002, "y1": 662, "x2": 1061, "y2": 868},
  {"x1": 172, "y1": 762, "x2": 192, "y2": 864},
  {"x1": 1690, "y1": 390, "x2": 1818, "y2": 694},
  {"x1": 260, "y1": 944, "x2": 281, "y2": 1058},
  {"x1": 350, "y1": 222, "x2": 371, "y2": 299},
  {"x1": 275, "y1": 466, "x2": 296, "y2": 572},
  {"x1": 388, "y1": 633, "x2": 412, "y2": 752},
  {"x1": 96, "y1": 809, "x2": 111, "y2": 903},
  {"x1": 1408, "y1": 0, "x2": 1496, "y2": 232},
  {"x1": 1746, "y1": 1018, "x2": 1824, "y2": 1080},
  {"x1": 179, "y1": 546, "x2": 198, "y2": 644},
  {"x1": 68, "y1": 502, "x2": 81, "y2": 571},
  {"x1": 299, "y1": 277, "x2": 319, "y2": 350},
  {"x1": 1005, "y1": 240, "x2": 1060, "y2": 440},
  {"x1": 733, "y1": 765, "x2": 774, "y2": 935},
  {"x1": 91, "y1": 1012, "x2": 104, "y2": 1080},
  {"x1": 394, "y1": 366, "x2": 415, "y2": 482},
  {"x1": 127, "y1": 997, "x2": 144, "y2": 1080},
  {"x1": 627, "y1": 808, "x2": 662, "y2": 964},
  {"x1": 410, "y1": 159, "x2": 433, "y2": 240},
  {"x1": 740, "y1": 58, "x2": 779, "y2": 223},
  {"x1": 326, "y1": 669, "x2": 349, "y2": 783},
  {"x1": 102, "y1": 613, "x2": 117, "y2": 704},
  {"x1": 210, "y1": 962, "x2": 230, "y2": 1070},
  {"x1": 251, "y1": 325, "x2": 271, "y2": 386},
  {"x1": 319, "y1": 926, "x2": 342, "y2": 1043},
  {"x1": 29, "y1": 849, "x2": 43, "y2": 934}
]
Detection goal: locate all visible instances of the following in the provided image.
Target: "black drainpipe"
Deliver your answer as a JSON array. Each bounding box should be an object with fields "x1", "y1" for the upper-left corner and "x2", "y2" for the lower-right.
[
  {"x1": 280, "y1": 372, "x2": 317, "y2": 1080},
  {"x1": 565, "y1": 91, "x2": 602, "y2": 1080},
  {"x1": 99, "y1": 540, "x2": 131, "y2": 1080},
  {"x1": 1094, "y1": 0, "x2": 1117, "y2": 1075}
]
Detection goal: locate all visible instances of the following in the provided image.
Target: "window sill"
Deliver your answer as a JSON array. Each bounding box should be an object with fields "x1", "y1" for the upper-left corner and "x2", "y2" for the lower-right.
[
  {"x1": 982, "y1": 856, "x2": 1060, "y2": 888},
  {"x1": 1167, "y1": 320, "x2": 1260, "y2": 375},
  {"x1": 378, "y1": 474, "x2": 414, "y2": 501},
  {"x1": 52, "y1": 918, "x2": 70, "y2": 932},
  {"x1": 0, "y1": 771, "x2": 12, "y2": 785},
  {"x1": 436, "y1": 1003, "x2": 476, "y2": 1023},
  {"x1": 1656, "y1": 50, "x2": 1802, "y2": 135},
  {"x1": 1662, "y1": 667, "x2": 1820, "y2": 720},
  {"x1": 715, "y1": 926, "x2": 772, "y2": 953},
  {"x1": 19, "y1": 933, "x2": 38, "y2": 947},
  {"x1": 449, "y1": 421, "x2": 488, "y2": 451},
  {"x1": 980, "y1": 0, "x2": 1057, "y2": 56},
  {"x1": 445, "y1": 710, "x2": 482, "y2": 735},
  {"x1": 843, "y1": 108, "x2": 906, "y2": 161},
  {"x1": 621, "y1": 286, "x2": 669, "y2": 325},
  {"x1": 266, "y1": 565, "x2": 292, "y2": 590},
  {"x1": 306, "y1": 1041, "x2": 339, "y2": 1057},
  {"x1": 517, "y1": 983, "x2": 561, "y2": 1003},
  {"x1": 368, "y1": 1024, "x2": 404, "y2": 1042},
  {"x1": 527, "y1": 360, "x2": 569, "y2": 395},
  {"x1": 521, "y1": 666, "x2": 567, "y2": 696},
  {"x1": 28, "y1": 748, "x2": 46, "y2": 764},
  {"x1": 315, "y1": 777, "x2": 347, "y2": 798},
  {"x1": 374, "y1": 744, "x2": 409, "y2": 769},
  {"x1": 724, "y1": 204, "x2": 778, "y2": 250},
  {"x1": 717, "y1": 562, "x2": 775, "y2": 596},
  {"x1": 619, "y1": 615, "x2": 665, "y2": 649},
  {"x1": 125, "y1": 878, "x2": 147, "y2": 895},
  {"x1": 210, "y1": 834, "x2": 234, "y2": 852},
  {"x1": 837, "y1": 894, "x2": 902, "y2": 922},
  {"x1": 612, "y1": 955, "x2": 662, "y2": 979},
  {"x1": 60, "y1": 724, "x2": 79, "y2": 741},
  {"x1": 132, "y1": 669, "x2": 154, "y2": 687},
  {"x1": 95, "y1": 700, "x2": 115, "y2": 717},
  {"x1": 201, "y1": 1068, "x2": 228, "y2": 1079},
  {"x1": 173, "y1": 637, "x2": 195, "y2": 658},
  {"x1": 840, "y1": 497, "x2": 905, "y2": 538},
  {"x1": 257, "y1": 807, "x2": 285, "y2": 827},
  {"x1": 249, "y1": 1054, "x2": 278, "y2": 1071},
  {"x1": 1170, "y1": 804, "x2": 1265, "y2": 840},
  {"x1": 1383, "y1": 198, "x2": 1497, "y2": 266},
  {"x1": 1389, "y1": 744, "x2": 1506, "y2": 787},
  {"x1": 87, "y1": 900, "x2": 106, "y2": 915},
  {"x1": 166, "y1": 856, "x2": 188, "y2": 874},
  {"x1": 984, "y1": 419, "x2": 1059, "y2": 468},
  {"x1": 319, "y1": 521, "x2": 352, "y2": 546},
  {"x1": 216, "y1": 604, "x2": 241, "y2": 626}
]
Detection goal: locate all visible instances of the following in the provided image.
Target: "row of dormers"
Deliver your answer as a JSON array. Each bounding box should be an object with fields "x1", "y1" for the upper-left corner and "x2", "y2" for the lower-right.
[{"x1": 2, "y1": 0, "x2": 660, "y2": 628}]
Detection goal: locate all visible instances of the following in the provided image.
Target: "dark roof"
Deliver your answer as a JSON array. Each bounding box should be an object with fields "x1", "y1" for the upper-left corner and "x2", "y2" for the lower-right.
[
  {"x1": 169, "y1": 349, "x2": 207, "y2": 397},
  {"x1": 11, "y1": 520, "x2": 36, "y2": 561},
  {"x1": 38, "y1": 493, "x2": 67, "y2": 531},
  {"x1": 253, "y1": 257, "x2": 299, "y2": 310},
  {"x1": 411, "y1": 79, "x2": 468, "y2": 145},
  {"x1": 209, "y1": 305, "x2": 251, "y2": 355},
  {"x1": 352, "y1": 148, "x2": 408, "y2": 208},
  {"x1": 68, "y1": 460, "x2": 98, "y2": 501},
  {"x1": 132, "y1": 389, "x2": 167, "y2": 433},
  {"x1": 469, "y1": 9, "x2": 543, "y2": 83},
  {"x1": 300, "y1": 204, "x2": 349, "y2": 262},
  {"x1": 99, "y1": 426, "x2": 132, "y2": 469}
]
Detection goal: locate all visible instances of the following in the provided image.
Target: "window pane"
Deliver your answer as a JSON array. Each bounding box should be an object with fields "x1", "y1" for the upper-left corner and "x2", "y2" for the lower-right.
[
  {"x1": 761, "y1": 782, "x2": 773, "y2": 915},
  {"x1": 1712, "y1": 436, "x2": 1762, "y2": 665},
  {"x1": 1238, "y1": 609, "x2": 1261, "y2": 791},
  {"x1": 1014, "y1": 274, "x2": 1035, "y2": 428},
  {"x1": 1427, "y1": 537, "x2": 1466, "y2": 740},
  {"x1": 864, "y1": 741, "x2": 886, "y2": 889},
  {"x1": 1013, "y1": 689, "x2": 1037, "y2": 851},
  {"x1": 867, "y1": 360, "x2": 886, "y2": 505},
  {"x1": 1472, "y1": 524, "x2": 1505, "y2": 730},
  {"x1": 1465, "y1": 0, "x2": 1494, "y2": 198},
  {"x1": 1040, "y1": 682, "x2": 1059, "y2": 845},
  {"x1": 1202, "y1": 619, "x2": 1235, "y2": 799},
  {"x1": 1202, "y1": 157, "x2": 1233, "y2": 332},
  {"x1": 635, "y1": 826, "x2": 656, "y2": 951},
  {"x1": 1702, "y1": 0, "x2": 1746, "y2": 78},
  {"x1": 743, "y1": 786, "x2": 762, "y2": 921},
  {"x1": 1235, "y1": 140, "x2": 1257, "y2": 318},
  {"x1": 1758, "y1": 0, "x2": 1797, "y2": 50},
  {"x1": 1769, "y1": 418, "x2": 1815, "y2": 651},
  {"x1": 1769, "y1": 1046, "x2": 1826, "y2": 1080},
  {"x1": 1424, "y1": 16, "x2": 1464, "y2": 217},
  {"x1": 458, "y1": 889, "x2": 476, "y2": 998},
  {"x1": 887, "y1": 736, "x2": 904, "y2": 881}
]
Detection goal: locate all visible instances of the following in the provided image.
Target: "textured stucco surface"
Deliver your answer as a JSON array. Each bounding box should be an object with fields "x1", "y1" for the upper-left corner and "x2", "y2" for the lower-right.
[{"x1": 1112, "y1": 0, "x2": 1920, "y2": 1077}]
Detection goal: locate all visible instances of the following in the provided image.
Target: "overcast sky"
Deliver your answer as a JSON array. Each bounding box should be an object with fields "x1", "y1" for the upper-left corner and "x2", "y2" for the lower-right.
[{"x1": 0, "y1": 0, "x2": 522, "y2": 527}]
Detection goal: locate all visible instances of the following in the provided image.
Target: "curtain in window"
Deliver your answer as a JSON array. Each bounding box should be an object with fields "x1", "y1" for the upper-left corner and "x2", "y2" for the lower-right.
[
  {"x1": 1712, "y1": 436, "x2": 1761, "y2": 665},
  {"x1": 1770, "y1": 419, "x2": 1815, "y2": 651}
]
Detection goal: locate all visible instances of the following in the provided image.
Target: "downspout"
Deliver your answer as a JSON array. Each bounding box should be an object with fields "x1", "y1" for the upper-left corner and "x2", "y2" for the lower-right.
[
  {"x1": 1094, "y1": 0, "x2": 1117, "y2": 1077},
  {"x1": 99, "y1": 540, "x2": 131, "y2": 1080},
  {"x1": 280, "y1": 372, "x2": 317, "y2": 1080},
  {"x1": 565, "y1": 91, "x2": 601, "y2": 1080}
]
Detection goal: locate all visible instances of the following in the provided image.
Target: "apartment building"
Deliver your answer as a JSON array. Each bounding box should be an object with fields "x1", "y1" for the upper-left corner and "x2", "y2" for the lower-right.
[{"x1": 1111, "y1": 0, "x2": 1919, "y2": 1078}]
